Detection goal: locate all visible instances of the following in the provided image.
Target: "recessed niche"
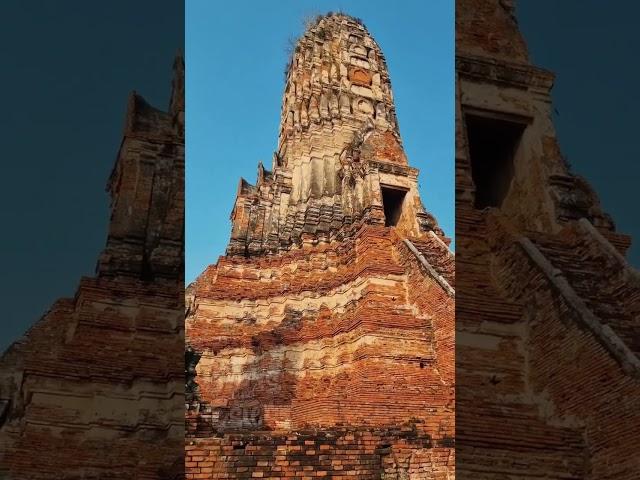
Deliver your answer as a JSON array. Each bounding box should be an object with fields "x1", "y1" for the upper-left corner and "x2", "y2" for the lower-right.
[
  {"x1": 351, "y1": 45, "x2": 367, "y2": 57},
  {"x1": 357, "y1": 99, "x2": 373, "y2": 114},
  {"x1": 465, "y1": 113, "x2": 526, "y2": 209},
  {"x1": 381, "y1": 186, "x2": 407, "y2": 227}
]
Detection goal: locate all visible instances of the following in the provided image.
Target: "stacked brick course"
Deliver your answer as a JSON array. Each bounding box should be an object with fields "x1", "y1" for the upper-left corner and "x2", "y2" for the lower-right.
[
  {"x1": 187, "y1": 13, "x2": 454, "y2": 479},
  {"x1": 186, "y1": 427, "x2": 453, "y2": 479}
]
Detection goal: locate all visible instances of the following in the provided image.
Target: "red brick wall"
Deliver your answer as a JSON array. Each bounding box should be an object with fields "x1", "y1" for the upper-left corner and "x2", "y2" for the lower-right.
[
  {"x1": 186, "y1": 427, "x2": 453, "y2": 479},
  {"x1": 187, "y1": 226, "x2": 454, "y2": 434}
]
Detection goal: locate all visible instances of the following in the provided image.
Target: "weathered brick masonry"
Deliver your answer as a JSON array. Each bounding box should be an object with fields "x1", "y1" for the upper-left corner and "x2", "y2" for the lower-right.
[
  {"x1": 0, "y1": 58, "x2": 185, "y2": 479},
  {"x1": 186, "y1": 13, "x2": 455, "y2": 479},
  {"x1": 456, "y1": 1, "x2": 640, "y2": 478},
  {"x1": 186, "y1": 427, "x2": 452, "y2": 479}
]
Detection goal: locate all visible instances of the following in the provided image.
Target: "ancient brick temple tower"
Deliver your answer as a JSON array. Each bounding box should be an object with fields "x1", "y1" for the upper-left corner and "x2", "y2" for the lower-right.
[
  {"x1": 186, "y1": 13, "x2": 455, "y2": 478},
  {"x1": 456, "y1": 0, "x2": 640, "y2": 478},
  {"x1": 0, "y1": 57, "x2": 184, "y2": 479}
]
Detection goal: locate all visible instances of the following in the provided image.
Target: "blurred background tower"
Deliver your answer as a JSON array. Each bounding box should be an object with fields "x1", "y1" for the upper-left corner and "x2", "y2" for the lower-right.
[
  {"x1": 456, "y1": 0, "x2": 640, "y2": 477},
  {"x1": 0, "y1": 59, "x2": 185, "y2": 480}
]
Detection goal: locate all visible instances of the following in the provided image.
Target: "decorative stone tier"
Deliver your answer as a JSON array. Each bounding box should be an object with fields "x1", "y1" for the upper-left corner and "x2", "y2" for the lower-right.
[{"x1": 0, "y1": 278, "x2": 183, "y2": 480}]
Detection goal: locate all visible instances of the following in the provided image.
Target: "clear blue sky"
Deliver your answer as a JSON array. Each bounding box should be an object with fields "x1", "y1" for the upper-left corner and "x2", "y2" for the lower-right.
[{"x1": 186, "y1": 0, "x2": 455, "y2": 283}]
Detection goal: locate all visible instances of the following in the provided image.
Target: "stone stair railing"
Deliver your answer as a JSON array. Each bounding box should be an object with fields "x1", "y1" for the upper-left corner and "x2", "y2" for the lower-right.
[
  {"x1": 403, "y1": 238, "x2": 455, "y2": 298},
  {"x1": 516, "y1": 234, "x2": 640, "y2": 378},
  {"x1": 577, "y1": 218, "x2": 640, "y2": 285}
]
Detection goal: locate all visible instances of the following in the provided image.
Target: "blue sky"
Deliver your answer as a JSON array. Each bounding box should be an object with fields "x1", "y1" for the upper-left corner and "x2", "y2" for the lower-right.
[{"x1": 186, "y1": 0, "x2": 455, "y2": 283}]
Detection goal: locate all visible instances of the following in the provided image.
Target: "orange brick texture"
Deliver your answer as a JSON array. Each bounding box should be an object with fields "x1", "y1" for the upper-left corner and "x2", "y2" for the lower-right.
[
  {"x1": 187, "y1": 225, "x2": 454, "y2": 433},
  {"x1": 186, "y1": 428, "x2": 453, "y2": 479}
]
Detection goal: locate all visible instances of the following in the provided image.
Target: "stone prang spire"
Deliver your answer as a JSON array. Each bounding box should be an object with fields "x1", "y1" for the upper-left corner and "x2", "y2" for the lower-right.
[{"x1": 228, "y1": 13, "x2": 445, "y2": 257}]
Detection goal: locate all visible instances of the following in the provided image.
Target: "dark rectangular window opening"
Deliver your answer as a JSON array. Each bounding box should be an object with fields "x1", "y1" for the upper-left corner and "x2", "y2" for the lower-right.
[
  {"x1": 466, "y1": 114, "x2": 526, "y2": 209},
  {"x1": 381, "y1": 186, "x2": 407, "y2": 227}
]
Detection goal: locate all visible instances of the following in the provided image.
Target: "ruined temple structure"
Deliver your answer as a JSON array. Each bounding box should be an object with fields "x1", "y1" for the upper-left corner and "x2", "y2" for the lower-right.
[
  {"x1": 456, "y1": 0, "x2": 640, "y2": 478},
  {"x1": 0, "y1": 58, "x2": 185, "y2": 479},
  {"x1": 186, "y1": 13, "x2": 455, "y2": 479}
]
